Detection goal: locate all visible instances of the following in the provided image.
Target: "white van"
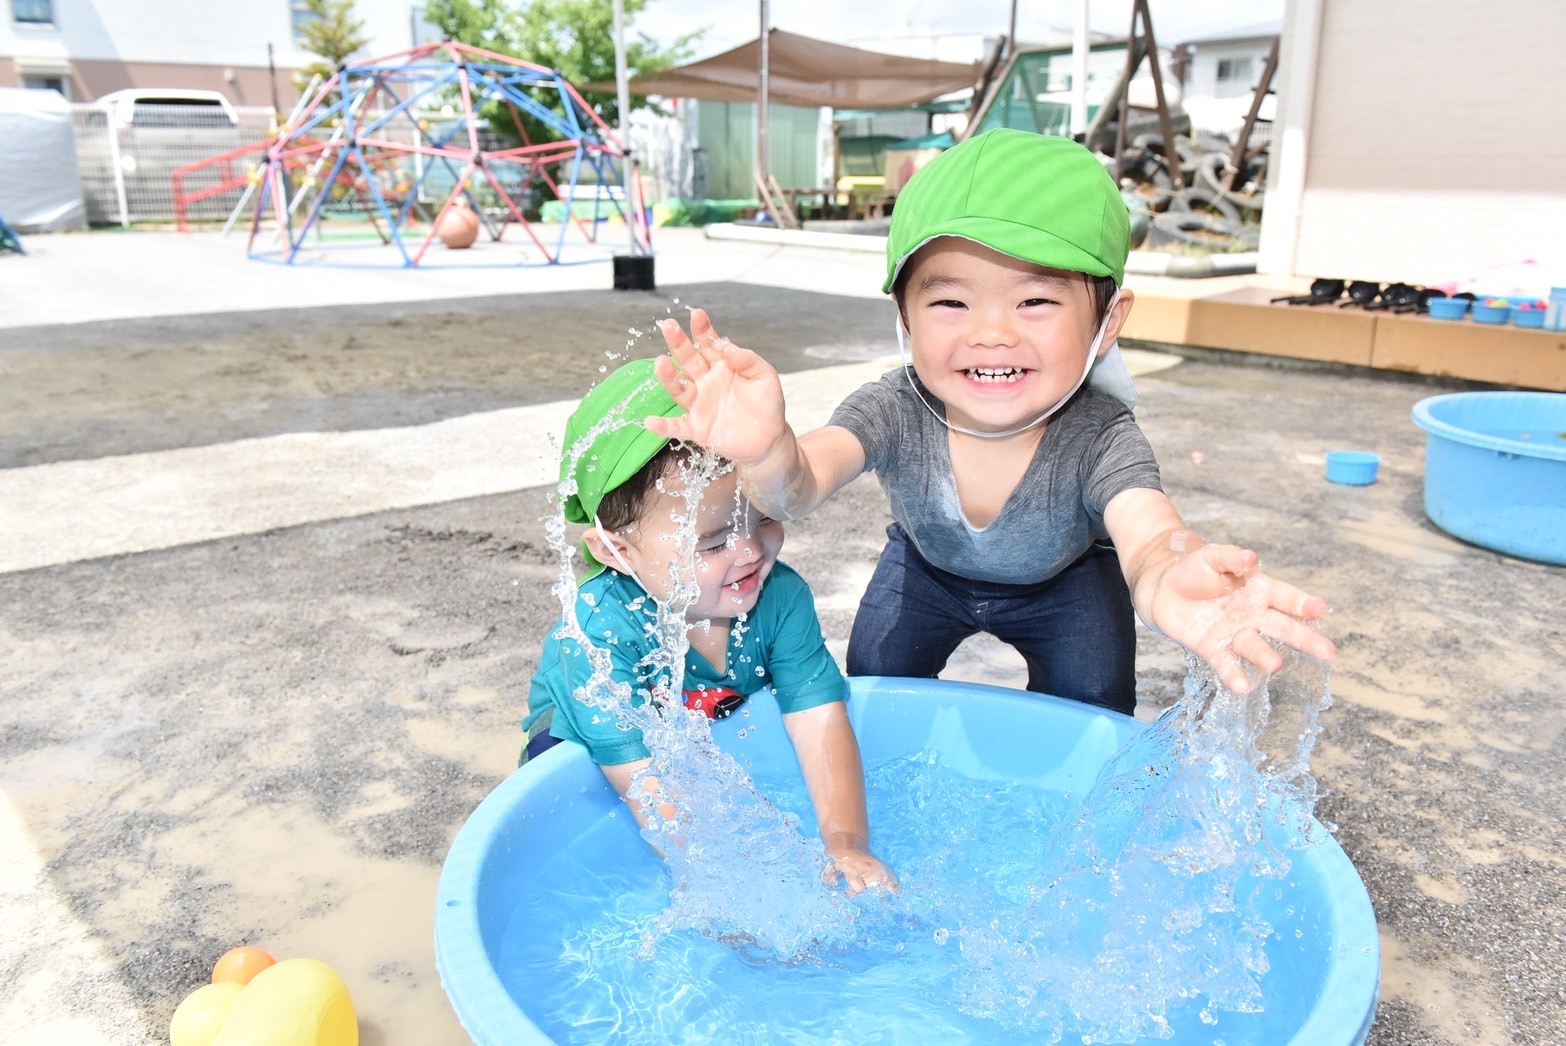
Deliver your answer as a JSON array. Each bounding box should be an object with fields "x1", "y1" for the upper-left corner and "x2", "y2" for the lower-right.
[{"x1": 93, "y1": 88, "x2": 239, "y2": 129}]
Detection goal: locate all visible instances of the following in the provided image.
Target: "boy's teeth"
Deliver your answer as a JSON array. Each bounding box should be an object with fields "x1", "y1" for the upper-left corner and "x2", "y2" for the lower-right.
[{"x1": 967, "y1": 367, "x2": 1023, "y2": 383}]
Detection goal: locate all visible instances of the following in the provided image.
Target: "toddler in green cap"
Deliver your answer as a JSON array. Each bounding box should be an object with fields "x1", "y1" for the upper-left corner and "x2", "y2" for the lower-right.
[
  {"x1": 649, "y1": 128, "x2": 1336, "y2": 712},
  {"x1": 524, "y1": 358, "x2": 897, "y2": 895}
]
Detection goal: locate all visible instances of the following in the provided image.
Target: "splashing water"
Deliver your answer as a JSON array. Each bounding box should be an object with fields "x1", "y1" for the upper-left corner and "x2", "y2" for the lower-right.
[
  {"x1": 537, "y1": 347, "x2": 1338, "y2": 1036},
  {"x1": 497, "y1": 662, "x2": 1340, "y2": 1044},
  {"x1": 940, "y1": 649, "x2": 1334, "y2": 1041}
]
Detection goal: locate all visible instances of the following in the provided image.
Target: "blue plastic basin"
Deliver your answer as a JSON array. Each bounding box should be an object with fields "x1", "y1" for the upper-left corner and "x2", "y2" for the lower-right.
[
  {"x1": 436, "y1": 678, "x2": 1380, "y2": 1044},
  {"x1": 1412, "y1": 392, "x2": 1566, "y2": 565}
]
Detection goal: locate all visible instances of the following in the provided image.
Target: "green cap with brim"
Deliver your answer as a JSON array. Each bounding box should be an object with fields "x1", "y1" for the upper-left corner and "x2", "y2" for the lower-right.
[
  {"x1": 560, "y1": 358, "x2": 685, "y2": 573},
  {"x1": 884, "y1": 128, "x2": 1130, "y2": 293}
]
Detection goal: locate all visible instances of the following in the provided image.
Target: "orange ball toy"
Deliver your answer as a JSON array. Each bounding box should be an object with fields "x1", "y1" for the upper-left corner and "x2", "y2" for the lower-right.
[
  {"x1": 212, "y1": 946, "x2": 277, "y2": 986},
  {"x1": 436, "y1": 203, "x2": 481, "y2": 249}
]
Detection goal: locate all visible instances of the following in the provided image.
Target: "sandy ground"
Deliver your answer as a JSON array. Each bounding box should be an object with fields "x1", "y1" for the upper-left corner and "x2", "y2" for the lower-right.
[{"x1": 2, "y1": 228, "x2": 1564, "y2": 1044}]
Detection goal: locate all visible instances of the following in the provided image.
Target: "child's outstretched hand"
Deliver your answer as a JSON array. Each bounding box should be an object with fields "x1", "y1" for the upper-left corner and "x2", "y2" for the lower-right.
[
  {"x1": 1150, "y1": 541, "x2": 1337, "y2": 694},
  {"x1": 824, "y1": 842, "x2": 901, "y2": 897},
  {"x1": 648, "y1": 308, "x2": 788, "y2": 467}
]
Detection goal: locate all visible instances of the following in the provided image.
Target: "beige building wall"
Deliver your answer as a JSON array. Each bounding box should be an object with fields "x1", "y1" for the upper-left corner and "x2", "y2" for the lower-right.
[
  {"x1": 1265, "y1": 0, "x2": 1566, "y2": 287},
  {"x1": 0, "y1": 56, "x2": 285, "y2": 108}
]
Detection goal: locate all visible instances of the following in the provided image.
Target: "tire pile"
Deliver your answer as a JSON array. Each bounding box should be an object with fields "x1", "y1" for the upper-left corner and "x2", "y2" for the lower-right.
[{"x1": 1113, "y1": 132, "x2": 1265, "y2": 254}]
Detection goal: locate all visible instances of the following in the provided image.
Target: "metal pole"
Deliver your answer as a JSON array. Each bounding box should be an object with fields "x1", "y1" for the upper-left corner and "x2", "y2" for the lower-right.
[
  {"x1": 758, "y1": 0, "x2": 770, "y2": 183},
  {"x1": 612, "y1": 0, "x2": 641, "y2": 254},
  {"x1": 104, "y1": 113, "x2": 130, "y2": 227},
  {"x1": 1071, "y1": 0, "x2": 1089, "y2": 137},
  {"x1": 267, "y1": 42, "x2": 281, "y2": 119}
]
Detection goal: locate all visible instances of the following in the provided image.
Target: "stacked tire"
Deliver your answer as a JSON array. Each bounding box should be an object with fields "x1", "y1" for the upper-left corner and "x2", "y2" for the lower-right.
[{"x1": 1114, "y1": 132, "x2": 1264, "y2": 253}]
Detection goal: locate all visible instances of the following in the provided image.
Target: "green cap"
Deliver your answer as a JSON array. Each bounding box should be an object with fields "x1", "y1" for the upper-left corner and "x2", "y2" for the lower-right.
[
  {"x1": 560, "y1": 359, "x2": 684, "y2": 569},
  {"x1": 884, "y1": 128, "x2": 1130, "y2": 292}
]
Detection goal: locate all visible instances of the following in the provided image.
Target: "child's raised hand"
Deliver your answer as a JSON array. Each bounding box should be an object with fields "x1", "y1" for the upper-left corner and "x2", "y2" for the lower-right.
[
  {"x1": 1152, "y1": 542, "x2": 1337, "y2": 694},
  {"x1": 647, "y1": 308, "x2": 788, "y2": 467},
  {"x1": 824, "y1": 846, "x2": 901, "y2": 897}
]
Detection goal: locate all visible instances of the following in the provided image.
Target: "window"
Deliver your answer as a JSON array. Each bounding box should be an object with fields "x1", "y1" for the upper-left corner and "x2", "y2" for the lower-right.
[
  {"x1": 290, "y1": 0, "x2": 317, "y2": 43},
  {"x1": 12, "y1": 0, "x2": 54, "y2": 24},
  {"x1": 410, "y1": 3, "x2": 442, "y2": 45},
  {"x1": 20, "y1": 73, "x2": 68, "y2": 98},
  {"x1": 1216, "y1": 58, "x2": 1254, "y2": 83},
  {"x1": 129, "y1": 98, "x2": 237, "y2": 128}
]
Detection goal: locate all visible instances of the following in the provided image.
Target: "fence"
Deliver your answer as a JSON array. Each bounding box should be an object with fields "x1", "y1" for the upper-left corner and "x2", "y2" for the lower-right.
[
  {"x1": 71, "y1": 103, "x2": 277, "y2": 226},
  {"x1": 70, "y1": 101, "x2": 696, "y2": 228}
]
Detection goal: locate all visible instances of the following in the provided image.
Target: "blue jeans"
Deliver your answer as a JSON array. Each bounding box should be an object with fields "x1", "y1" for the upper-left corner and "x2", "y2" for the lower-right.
[{"x1": 847, "y1": 524, "x2": 1137, "y2": 715}]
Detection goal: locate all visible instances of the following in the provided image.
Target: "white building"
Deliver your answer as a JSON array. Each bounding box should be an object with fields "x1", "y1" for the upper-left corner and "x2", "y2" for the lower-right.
[
  {"x1": 0, "y1": 0, "x2": 436, "y2": 107},
  {"x1": 1173, "y1": 20, "x2": 1280, "y2": 141}
]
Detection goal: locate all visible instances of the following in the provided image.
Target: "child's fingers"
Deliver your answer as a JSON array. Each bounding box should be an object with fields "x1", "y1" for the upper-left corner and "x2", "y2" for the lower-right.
[
  {"x1": 1198, "y1": 543, "x2": 1259, "y2": 579},
  {"x1": 641, "y1": 413, "x2": 684, "y2": 440},
  {"x1": 657, "y1": 317, "x2": 711, "y2": 378},
  {"x1": 1261, "y1": 577, "x2": 1330, "y2": 622},
  {"x1": 651, "y1": 353, "x2": 694, "y2": 406},
  {"x1": 1231, "y1": 625, "x2": 1284, "y2": 677},
  {"x1": 1255, "y1": 608, "x2": 1338, "y2": 662},
  {"x1": 688, "y1": 308, "x2": 731, "y2": 367}
]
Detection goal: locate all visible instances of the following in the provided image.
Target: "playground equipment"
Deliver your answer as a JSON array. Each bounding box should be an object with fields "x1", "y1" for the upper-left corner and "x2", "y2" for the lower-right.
[
  {"x1": 0, "y1": 214, "x2": 23, "y2": 254},
  {"x1": 224, "y1": 41, "x2": 649, "y2": 267}
]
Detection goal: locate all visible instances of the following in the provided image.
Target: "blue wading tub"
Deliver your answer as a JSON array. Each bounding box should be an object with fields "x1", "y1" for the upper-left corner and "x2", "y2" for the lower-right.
[
  {"x1": 435, "y1": 678, "x2": 1380, "y2": 1044},
  {"x1": 1411, "y1": 392, "x2": 1566, "y2": 565}
]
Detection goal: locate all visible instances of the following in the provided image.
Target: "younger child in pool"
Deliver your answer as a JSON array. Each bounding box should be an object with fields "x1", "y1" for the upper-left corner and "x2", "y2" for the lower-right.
[{"x1": 524, "y1": 359, "x2": 897, "y2": 895}]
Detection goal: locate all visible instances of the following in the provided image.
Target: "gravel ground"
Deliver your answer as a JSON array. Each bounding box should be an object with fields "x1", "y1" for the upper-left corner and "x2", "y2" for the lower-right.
[{"x1": 2, "y1": 235, "x2": 1563, "y2": 1044}]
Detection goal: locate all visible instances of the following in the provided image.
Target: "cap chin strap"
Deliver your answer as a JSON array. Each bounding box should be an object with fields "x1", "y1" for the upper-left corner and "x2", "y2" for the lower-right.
[
  {"x1": 592, "y1": 514, "x2": 649, "y2": 592},
  {"x1": 896, "y1": 291, "x2": 1122, "y2": 440}
]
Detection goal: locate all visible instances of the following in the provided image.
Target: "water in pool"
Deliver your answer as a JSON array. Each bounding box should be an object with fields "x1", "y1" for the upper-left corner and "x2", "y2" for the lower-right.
[{"x1": 501, "y1": 664, "x2": 1335, "y2": 1042}]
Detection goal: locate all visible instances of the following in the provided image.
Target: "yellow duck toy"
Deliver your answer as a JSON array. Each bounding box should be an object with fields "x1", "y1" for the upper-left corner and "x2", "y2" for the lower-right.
[{"x1": 170, "y1": 948, "x2": 357, "y2": 1046}]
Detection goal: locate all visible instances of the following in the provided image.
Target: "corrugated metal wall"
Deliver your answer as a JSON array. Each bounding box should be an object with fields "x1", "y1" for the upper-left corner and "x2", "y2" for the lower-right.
[{"x1": 694, "y1": 100, "x2": 823, "y2": 200}]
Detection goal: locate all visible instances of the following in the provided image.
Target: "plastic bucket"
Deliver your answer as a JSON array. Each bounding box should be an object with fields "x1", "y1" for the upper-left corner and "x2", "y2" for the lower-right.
[
  {"x1": 612, "y1": 253, "x2": 656, "y2": 290},
  {"x1": 436, "y1": 678, "x2": 1380, "y2": 1045},
  {"x1": 1411, "y1": 391, "x2": 1566, "y2": 564},
  {"x1": 1325, "y1": 450, "x2": 1381, "y2": 485}
]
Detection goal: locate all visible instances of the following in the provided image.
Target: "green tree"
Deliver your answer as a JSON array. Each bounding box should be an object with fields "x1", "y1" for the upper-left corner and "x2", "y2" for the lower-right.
[
  {"x1": 425, "y1": 0, "x2": 700, "y2": 133},
  {"x1": 295, "y1": 0, "x2": 370, "y2": 92}
]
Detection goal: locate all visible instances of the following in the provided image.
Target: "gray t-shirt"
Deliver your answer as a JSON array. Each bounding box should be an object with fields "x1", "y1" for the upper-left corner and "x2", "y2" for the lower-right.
[{"x1": 829, "y1": 368, "x2": 1163, "y2": 585}]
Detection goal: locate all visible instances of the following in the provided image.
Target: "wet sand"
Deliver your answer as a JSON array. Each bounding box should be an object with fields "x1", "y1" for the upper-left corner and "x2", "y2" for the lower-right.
[{"x1": 3, "y1": 233, "x2": 1565, "y2": 1044}]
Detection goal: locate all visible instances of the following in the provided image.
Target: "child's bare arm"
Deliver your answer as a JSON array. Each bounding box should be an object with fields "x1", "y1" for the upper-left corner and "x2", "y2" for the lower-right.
[
  {"x1": 600, "y1": 758, "x2": 679, "y2": 850},
  {"x1": 647, "y1": 309, "x2": 867, "y2": 519},
  {"x1": 782, "y1": 702, "x2": 900, "y2": 895},
  {"x1": 1103, "y1": 487, "x2": 1337, "y2": 693}
]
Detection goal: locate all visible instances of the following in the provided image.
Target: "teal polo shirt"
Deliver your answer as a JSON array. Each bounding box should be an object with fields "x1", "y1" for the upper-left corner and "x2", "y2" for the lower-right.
[{"x1": 525, "y1": 561, "x2": 846, "y2": 766}]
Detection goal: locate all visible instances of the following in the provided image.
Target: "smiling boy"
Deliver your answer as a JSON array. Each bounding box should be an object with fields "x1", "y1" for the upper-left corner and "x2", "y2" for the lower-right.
[{"x1": 647, "y1": 129, "x2": 1336, "y2": 711}]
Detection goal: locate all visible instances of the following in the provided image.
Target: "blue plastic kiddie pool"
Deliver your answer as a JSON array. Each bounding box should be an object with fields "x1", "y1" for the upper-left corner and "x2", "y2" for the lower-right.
[
  {"x1": 436, "y1": 678, "x2": 1380, "y2": 1044},
  {"x1": 1412, "y1": 391, "x2": 1566, "y2": 565}
]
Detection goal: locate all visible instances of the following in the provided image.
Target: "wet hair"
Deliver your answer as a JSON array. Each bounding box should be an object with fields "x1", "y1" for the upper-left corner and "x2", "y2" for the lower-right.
[
  {"x1": 595, "y1": 441, "x2": 697, "y2": 533},
  {"x1": 891, "y1": 262, "x2": 1119, "y2": 325}
]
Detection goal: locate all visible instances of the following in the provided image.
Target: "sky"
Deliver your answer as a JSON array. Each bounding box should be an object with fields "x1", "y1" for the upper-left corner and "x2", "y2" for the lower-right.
[{"x1": 631, "y1": 0, "x2": 1286, "y2": 61}]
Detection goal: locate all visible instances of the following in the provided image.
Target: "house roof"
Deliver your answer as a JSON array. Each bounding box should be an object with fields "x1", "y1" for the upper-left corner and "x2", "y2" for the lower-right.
[
  {"x1": 604, "y1": 29, "x2": 979, "y2": 110},
  {"x1": 1175, "y1": 19, "x2": 1283, "y2": 47}
]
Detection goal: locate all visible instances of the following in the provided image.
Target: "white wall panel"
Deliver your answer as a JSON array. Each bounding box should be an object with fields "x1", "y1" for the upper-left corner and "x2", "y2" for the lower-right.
[{"x1": 1286, "y1": 0, "x2": 1566, "y2": 284}]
